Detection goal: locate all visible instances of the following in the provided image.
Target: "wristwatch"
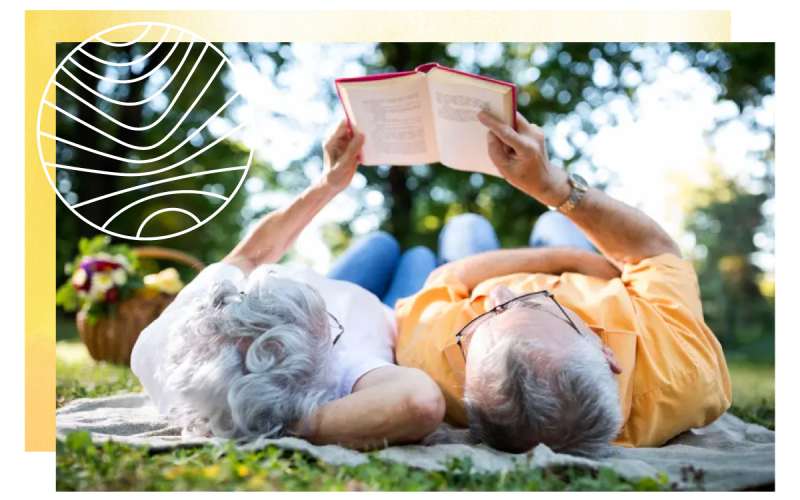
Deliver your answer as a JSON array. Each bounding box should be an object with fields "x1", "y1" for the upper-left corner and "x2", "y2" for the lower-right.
[{"x1": 553, "y1": 173, "x2": 589, "y2": 214}]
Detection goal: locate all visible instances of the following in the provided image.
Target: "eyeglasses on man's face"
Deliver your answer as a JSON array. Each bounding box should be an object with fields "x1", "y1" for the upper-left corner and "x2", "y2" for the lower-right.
[{"x1": 454, "y1": 290, "x2": 583, "y2": 361}]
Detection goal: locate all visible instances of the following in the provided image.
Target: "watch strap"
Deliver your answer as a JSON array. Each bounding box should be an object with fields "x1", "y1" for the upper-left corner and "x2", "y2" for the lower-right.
[{"x1": 556, "y1": 177, "x2": 587, "y2": 214}]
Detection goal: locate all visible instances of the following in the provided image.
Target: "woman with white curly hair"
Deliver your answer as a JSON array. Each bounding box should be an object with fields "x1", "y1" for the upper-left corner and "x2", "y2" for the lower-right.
[{"x1": 131, "y1": 121, "x2": 445, "y2": 449}]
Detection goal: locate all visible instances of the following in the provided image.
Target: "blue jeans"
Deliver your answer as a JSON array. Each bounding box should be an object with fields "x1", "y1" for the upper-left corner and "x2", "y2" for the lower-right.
[
  {"x1": 438, "y1": 211, "x2": 594, "y2": 264},
  {"x1": 329, "y1": 212, "x2": 593, "y2": 306},
  {"x1": 328, "y1": 232, "x2": 437, "y2": 308}
]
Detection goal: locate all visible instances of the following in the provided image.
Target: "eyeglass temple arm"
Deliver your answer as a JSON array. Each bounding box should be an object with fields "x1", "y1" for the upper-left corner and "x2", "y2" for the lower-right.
[{"x1": 546, "y1": 292, "x2": 583, "y2": 335}]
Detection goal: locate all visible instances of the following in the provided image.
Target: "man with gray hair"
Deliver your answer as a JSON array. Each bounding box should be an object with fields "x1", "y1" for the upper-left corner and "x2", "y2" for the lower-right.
[{"x1": 394, "y1": 110, "x2": 732, "y2": 457}]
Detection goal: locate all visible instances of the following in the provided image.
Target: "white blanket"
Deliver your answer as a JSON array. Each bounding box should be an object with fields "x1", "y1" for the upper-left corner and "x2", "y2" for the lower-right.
[{"x1": 56, "y1": 393, "x2": 774, "y2": 491}]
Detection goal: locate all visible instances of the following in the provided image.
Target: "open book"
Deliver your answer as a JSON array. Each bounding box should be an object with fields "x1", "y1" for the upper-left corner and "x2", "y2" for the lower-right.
[{"x1": 335, "y1": 63, "x2": 516, "y2": 177}]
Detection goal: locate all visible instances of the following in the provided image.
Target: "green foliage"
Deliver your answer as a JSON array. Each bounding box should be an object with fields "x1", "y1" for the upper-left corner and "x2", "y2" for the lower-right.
[
  {"x1": 685, "y1": 171, "x2": 774, "y2": 358},
  {"x1": 678, "y1": 43, "x2": 775, "y2": 110},
  {"x1": 55, "y1": 282, "x2": 79, "y2": 313}
]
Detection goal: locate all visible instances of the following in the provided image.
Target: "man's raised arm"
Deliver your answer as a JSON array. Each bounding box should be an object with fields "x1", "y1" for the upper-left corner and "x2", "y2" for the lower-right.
[{"x1": 478, "y1": 111, "x2": 680, "y2": 267}]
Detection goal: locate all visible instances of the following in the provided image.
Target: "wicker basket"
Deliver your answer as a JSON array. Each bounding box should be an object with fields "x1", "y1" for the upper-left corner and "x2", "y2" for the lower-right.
[{"x1": 76, "y1": 246, "x2": 205, "y2": 365}]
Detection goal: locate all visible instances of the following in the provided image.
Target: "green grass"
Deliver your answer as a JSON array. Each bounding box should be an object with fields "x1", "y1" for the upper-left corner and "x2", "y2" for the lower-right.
[
  {"x1": 56, "y1": 342, "x2": 142, "y2": 408},
  {"x1": 57, "y1": 433, "x2": 675, "y2": 492},
  {"x1": 727, "y1": 363, "x2": 775, "y2": 430},
  {"x1": 55, "y1": 341, "x2": 773, "y2": 492}
]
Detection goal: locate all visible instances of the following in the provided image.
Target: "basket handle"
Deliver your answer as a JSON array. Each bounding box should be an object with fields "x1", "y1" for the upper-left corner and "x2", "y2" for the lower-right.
[{"x1": 132, "y1": 247, "x2": 206, "y2": 271}]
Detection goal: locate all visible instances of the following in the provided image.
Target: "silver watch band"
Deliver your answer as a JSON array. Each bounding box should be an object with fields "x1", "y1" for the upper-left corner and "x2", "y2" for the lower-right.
[{"x1": 556, "y1": 178, "x2": 587, "y2": 214}]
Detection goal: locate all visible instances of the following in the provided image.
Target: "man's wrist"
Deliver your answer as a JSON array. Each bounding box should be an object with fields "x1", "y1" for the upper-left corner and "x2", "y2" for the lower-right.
[{"x1": 525, "y1": 168, "x2": 571, "y2": 208}]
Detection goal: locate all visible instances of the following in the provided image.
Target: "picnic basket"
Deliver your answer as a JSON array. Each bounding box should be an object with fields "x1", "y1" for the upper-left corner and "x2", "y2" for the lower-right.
[{"x1": 76, "y1": 246, "x2": 205, "y2": 365}]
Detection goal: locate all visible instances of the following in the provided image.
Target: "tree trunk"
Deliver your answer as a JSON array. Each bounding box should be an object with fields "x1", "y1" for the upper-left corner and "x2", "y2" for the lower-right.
[
  {"x1": 387, "y1": 166, "x2": 412, "y2": 247},
  {"x1": 383, "y1": 43, "x2": 414, "y2": 248}
]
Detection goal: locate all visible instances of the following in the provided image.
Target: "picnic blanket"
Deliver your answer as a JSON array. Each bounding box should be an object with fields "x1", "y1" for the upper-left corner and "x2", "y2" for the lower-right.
[{"x1": 56, "y1": 392, "x2": 775, "y2": 491}]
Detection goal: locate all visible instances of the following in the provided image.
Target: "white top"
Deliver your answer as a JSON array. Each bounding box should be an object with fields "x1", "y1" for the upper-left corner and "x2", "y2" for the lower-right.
[{"x1": 130, "y1": 262, "x2": 397, "y2": 414}]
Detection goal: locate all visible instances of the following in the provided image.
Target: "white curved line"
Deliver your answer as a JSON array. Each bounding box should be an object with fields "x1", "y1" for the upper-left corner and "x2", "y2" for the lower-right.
[
  {"x1": 43, "y1": 90, "x2": 240, "y2": 153},
  {"x1": 78, "y1": 27, "x2": 170, "y2": 67},
  {"x1": 96, "y1": 24, "x2": 151, "y2": 47},
  {"x1": 68, "y1": 31, "x2": 184, "y2": 84},
  {"x1": 102, "y1": 190, "x2": 227, "y2": 228},
  {"x1": 63, "y1": 41, "x2": 205, "y2": 107},
  {"x1": 50, "y1": 39, "x2": 221, "y2": 134},
  {"x1": 37, "y1": 22, "x2": 257, "y2": 241},
  {"x1": 71, "y1": 165, "x2": 247, "y2": 209},
  {"x1": 41, "y1": 118, "x2": 249, "y2": 174},
  {"x1": 137, "y1": 208, "x2": 201, "y2": 237}
]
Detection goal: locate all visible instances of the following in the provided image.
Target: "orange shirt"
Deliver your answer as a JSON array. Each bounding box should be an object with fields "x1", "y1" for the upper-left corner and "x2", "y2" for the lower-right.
[{"x1": 395, "y1": 254, "x2": 732, "y2": 448}]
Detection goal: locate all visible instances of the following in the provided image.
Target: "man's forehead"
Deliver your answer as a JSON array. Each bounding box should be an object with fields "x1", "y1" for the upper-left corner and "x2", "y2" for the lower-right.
[
  {"x1": 486, "y1": 306, "x2": 586, "y2": 345},
  {"x1": 494, "y1": 306, "x2": 565, "y2": 326}
]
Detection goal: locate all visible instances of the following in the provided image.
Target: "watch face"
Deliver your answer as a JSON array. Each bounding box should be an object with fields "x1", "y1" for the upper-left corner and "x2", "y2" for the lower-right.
[{"x1": 570, "y1": 173, "x2": 589, "y2": 188}]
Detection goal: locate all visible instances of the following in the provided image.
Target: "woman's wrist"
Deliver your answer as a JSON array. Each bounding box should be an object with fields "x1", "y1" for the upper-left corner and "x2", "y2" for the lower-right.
[
  {"x1": 315, "y1": 176, "x2": 347, "y2": 198},
  {"x1": 290, "y1": 410, "x2": 320, "y2": 440}
]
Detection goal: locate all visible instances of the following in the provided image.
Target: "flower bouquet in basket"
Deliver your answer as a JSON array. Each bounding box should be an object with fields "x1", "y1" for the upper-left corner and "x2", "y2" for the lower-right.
[{"x1": 56, "y1": 235, "x2": 202, "y2": 364}]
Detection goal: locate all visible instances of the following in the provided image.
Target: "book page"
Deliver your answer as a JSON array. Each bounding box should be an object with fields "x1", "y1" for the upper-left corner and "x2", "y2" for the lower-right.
[
  {"x1": 338, "y1": 74, "x2": 439, "y2": 166},
  {"x1": 426, "y1": 69, "x2": 514, "y2": 177}
]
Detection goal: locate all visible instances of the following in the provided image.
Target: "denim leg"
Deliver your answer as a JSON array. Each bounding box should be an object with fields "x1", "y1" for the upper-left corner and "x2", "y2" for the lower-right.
[
  {"x1": 327, "y1": 231, "x2": 401, "y2": 298},
  {"x1": 438, "y1": 213, "x2": 501, "y2": 264},
  {"x1": 382, "y1": 246, "x2": 438, "y2": 308},
  {"x1": 529, "y1": 211, "x2": 595, "y2": 251}
]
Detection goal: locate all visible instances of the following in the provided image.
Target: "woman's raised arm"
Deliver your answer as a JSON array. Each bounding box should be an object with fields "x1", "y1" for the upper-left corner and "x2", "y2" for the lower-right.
[{"x1": 223, "y1": 121, "x2": 365, "y2": 272}]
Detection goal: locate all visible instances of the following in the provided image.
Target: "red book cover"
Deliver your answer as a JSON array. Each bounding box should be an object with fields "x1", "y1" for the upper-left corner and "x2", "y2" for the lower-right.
[{"x1": 335, "y1": 62, "x2": 517, "y2": 132}]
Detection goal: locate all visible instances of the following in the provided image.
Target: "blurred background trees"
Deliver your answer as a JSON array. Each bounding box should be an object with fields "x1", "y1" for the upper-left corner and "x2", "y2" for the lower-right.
[{"x1": 55, "y1": 42, "x2": 775, "y2": 362}]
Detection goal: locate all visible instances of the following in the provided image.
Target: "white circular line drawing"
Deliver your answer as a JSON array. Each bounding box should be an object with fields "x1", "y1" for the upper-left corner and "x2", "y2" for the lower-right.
[{"x1": 37, "y1": 22, "x2": 255, "y2": 241}]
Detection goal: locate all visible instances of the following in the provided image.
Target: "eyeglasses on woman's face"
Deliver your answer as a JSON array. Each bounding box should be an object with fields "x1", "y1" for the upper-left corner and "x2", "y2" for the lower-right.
[
  {"x1": 328, "y1": 312, "x2": 344, "y2": 346},
  {"x1": 454, "y1": 290, "x2": 583, "y2": 361}
]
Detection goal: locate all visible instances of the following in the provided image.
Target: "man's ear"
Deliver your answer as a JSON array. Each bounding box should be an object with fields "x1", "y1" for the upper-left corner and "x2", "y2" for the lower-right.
[
  {"x1": 602, "y1": 345, "x2": 623, "y2": 374},
  {"x1": 486, "y1": 285, "x2": 516, "y2": 309}
]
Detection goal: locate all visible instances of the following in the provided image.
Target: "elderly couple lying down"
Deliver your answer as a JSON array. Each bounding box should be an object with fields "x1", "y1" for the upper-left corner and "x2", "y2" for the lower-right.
[{"x1": 132, "y1": 111, "x2": 732, "y2": 457}]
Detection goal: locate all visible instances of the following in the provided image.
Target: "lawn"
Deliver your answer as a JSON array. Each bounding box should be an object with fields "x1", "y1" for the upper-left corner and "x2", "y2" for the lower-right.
[{"x1": 55, "y1": 340, "x2": 775, "y2": 492}]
